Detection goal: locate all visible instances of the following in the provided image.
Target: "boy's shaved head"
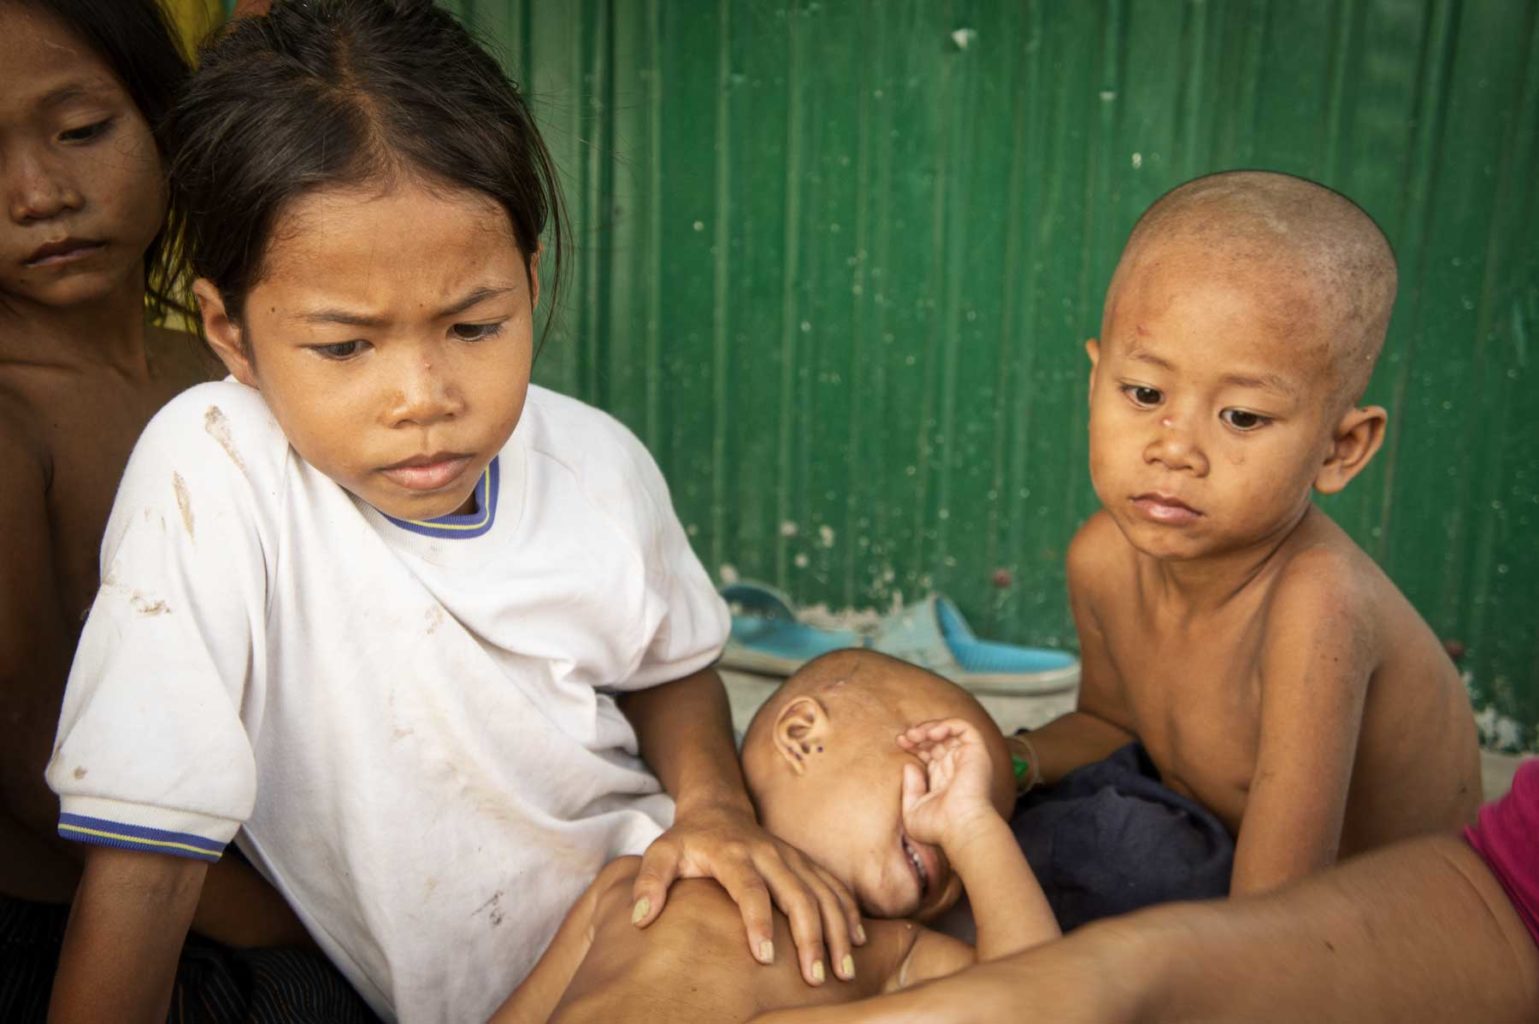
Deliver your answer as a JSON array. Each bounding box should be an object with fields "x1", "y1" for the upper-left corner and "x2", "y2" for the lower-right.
[{"x1": 1105, "y1": 170, "x2": 1397, "y2": 405}]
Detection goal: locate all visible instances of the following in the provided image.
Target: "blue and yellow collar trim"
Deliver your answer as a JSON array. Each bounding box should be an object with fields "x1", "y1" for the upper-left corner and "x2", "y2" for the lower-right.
[{"x1": 385, "y1": 457, "x2": 500, "y2": 540}]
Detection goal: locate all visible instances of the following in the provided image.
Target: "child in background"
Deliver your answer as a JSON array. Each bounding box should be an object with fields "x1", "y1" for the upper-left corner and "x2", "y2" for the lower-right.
[
  {"x1": 46, "y1": 2, "x2": 855, "y2": 1021},
  {"x1": 0, "y1": 2, "x2": 372, "y2": 1020},
  {"x1": 1013, "y1": 170, "x2": 1480, "y2": 920},
  {"x1": 494, "y1": 650, "x2": 1059, "y2": 1023}
]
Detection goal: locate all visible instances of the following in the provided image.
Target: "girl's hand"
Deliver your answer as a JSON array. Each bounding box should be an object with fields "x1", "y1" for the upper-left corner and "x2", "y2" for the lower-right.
[
  {"x1": 897, "y1": 718, "x2": 998, "y2": 851},
  {"x1": 631, "y1": 800, "x2": 864, "y2": 987}
]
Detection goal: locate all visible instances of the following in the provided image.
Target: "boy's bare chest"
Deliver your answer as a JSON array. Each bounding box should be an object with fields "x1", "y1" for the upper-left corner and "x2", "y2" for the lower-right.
[{"x1": 1104, "y1": 612, "x2": 1263, "y2": 825}]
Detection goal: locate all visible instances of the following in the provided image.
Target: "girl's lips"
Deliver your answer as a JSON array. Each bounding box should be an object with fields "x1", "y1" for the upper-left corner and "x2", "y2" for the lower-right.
[
  {"x1": 379, "y1": 455, "x2": 472, "y2": 492},
  {"x1": 25, "y1": 240, "x2": 105, "y2": 267},
  {"x1": 1131, "y1": 494, "x2": 1202, "y2": 524}
]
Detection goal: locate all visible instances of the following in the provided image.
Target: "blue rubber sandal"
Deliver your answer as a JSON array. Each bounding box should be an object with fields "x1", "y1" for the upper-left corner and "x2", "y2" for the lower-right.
[
  {"x1": 869, "y1": 595, "x2": 1079, "y2": 695},
  {"x1": 719, "y1": 581, "x2": 864, "y2": 676}
]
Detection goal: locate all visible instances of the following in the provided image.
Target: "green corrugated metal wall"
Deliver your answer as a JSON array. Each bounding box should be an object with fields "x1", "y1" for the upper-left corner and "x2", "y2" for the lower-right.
[{"x1": 438, "y1": 0, "x2": 1538, "y2": 750}]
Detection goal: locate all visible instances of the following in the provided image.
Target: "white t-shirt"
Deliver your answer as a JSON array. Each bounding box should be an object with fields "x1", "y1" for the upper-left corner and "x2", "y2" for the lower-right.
[{"x1": 47, "y1": 381, "x2": 729, "y2": 1023}]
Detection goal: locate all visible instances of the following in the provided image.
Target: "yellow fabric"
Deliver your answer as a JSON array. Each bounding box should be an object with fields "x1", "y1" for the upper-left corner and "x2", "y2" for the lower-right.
[{"x1": 161, "y1": 0, "x2": 224, "y2": 57}]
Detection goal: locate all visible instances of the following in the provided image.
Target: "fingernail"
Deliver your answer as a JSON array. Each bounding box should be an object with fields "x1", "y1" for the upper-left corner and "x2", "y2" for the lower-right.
[
  {"x1": 812, "y1": 960, "x2": 826, "y2": 983},
  {"x1": 631, "y1": 897, "x2": 649, "y2": 925},
  {"x1": 854, "y1": 923, "x2": 867, "y2": 944},
  {"x1": 758, "y1": 940, "x2": 774, "y2": 964},
  {"x1": 841, "y1": 954, "x2": 856, "y2": 980}
]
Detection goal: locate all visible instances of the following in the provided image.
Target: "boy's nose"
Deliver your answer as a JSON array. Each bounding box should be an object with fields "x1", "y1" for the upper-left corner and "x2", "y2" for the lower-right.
[
  {"x1": 1143, "y1": 418, "x2": 1209, "y2": 476},
  {"x1": 7, "y1": 153, "x2": 83, "y2": 224}
]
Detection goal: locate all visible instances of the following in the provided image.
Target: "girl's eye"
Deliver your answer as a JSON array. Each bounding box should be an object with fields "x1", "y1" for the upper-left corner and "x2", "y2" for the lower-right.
[
  {"x1": 1220, "y1": 408, "x2": 1270, "y2": 431},
  {"x1": 1122, "y1": 384, "x2": 1163, "y2": 408},
  {"x1": 451, "y1": 321, "x2": 506, "y2": 342},
  {"x1": 311, "y1": 340, "x2": 367, "y2": 360},
  {"x1": 58, "y1": 118, "x2": 113, "y2": 144}
]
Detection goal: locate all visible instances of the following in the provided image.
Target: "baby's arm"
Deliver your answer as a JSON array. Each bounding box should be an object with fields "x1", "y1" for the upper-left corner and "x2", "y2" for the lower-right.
[
  {"x1": 490, "y1": 857, "x2": 639, "y2": 1024},
  {"x1": 1024, "y1": 515, "x2": 1137, "y2": 785},
  {"x1": 899, "y1": 721, "x2": 1059, "y2": 960},
  {"x1": 50, "y1": 846, "x2": 206, "y2": 1022},
  {"x1": 1232, "y1": 552, "x2": 1375, "y2": 894}
]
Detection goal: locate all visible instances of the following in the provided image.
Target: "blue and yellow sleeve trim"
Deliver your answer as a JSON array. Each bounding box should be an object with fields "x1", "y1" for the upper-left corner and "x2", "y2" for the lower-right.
[{"x1": 58, "y1": 813, "x2": 225, "y2": 863}]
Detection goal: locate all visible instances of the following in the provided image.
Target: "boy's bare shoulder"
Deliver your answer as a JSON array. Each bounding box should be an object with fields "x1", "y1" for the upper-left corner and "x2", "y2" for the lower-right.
[
  {"x1": 1067, "y1": 511, "x2": 1133, "y2": 587},
  {"x1": 1263, "y1": 511, "x2": 1387, "y2": 638}
]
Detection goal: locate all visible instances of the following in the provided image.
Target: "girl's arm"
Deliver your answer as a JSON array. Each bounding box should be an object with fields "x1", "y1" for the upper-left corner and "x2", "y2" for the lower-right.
[
  {"x1": 50, "y1": 846, "x2": 207, "y2": 1023},
  {"x1": 618, "y1": 666, "x2": 862, "y2": 988}
]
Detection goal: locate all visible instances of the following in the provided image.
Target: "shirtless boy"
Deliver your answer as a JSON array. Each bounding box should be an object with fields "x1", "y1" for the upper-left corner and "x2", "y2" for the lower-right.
[
  {"x1": 1022, "y1": 170, "x2": 1480, "y2": 897},
  {"x1": 492, "y1": 649, "x2": 1059, "y2": 1023}
]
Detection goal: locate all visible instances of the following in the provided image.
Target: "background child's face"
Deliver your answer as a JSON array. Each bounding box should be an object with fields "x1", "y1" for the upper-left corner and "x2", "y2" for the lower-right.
[
  {"x1": 0, "y1": 5, "x2": 166, "y2": 310},
  {"x1": 1087, "y1": 245, "x2": 1343, "y2": 560},
  {"x1": 197, "y1": 179, "x2": 535, "y2": 521}
]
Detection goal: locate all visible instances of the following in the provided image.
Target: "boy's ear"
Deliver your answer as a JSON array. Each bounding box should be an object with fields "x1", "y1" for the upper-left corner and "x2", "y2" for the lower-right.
[
  {"x1": 1314, "y1": 404, "x2": 1387, "y2": 495},
  {"x1": 1085, "y1": 339, "x2": 1101, "y2": 405},
  {"x1": 193, "y1": 278, "x2": 258, "y2": 388},
  {"x1": 772, "y1": 696, "x2": 832, "y2": 777}
]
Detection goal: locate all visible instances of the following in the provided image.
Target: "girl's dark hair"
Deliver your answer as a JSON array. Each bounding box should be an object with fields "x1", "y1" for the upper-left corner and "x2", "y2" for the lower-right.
[
  {"x1": 166, "y1": 0, "x2": 566, "y2": 342},
  {"x1": 18, "y1": 0, "x2": 190, "y2": 319}
]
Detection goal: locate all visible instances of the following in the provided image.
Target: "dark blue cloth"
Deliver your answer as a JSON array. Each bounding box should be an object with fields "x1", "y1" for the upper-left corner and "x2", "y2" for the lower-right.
[
  {"x1": 1011, "y1": 742, "x2": 1234, "y2": 931},
  {"x1": 0, "y1": 893, "x2": 379, "y2": 1024}
]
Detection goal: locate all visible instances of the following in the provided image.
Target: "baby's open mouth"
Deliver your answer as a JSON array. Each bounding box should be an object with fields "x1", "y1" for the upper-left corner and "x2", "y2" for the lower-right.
[{"x1": 901, "y1": 834, "x2": 930, "y2": 897}]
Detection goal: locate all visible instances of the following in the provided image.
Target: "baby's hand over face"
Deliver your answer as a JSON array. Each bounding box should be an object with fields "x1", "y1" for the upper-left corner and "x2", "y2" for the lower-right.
[{"x1": 897, "y1": 718, "x2": 1000, "y2": 853}]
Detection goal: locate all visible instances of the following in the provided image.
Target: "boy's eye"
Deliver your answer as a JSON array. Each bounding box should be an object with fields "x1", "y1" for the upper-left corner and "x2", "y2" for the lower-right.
[
  {"x1": 451, "y1": 321, "x2": 506, "y2": 342},
  {"x1": 1122, "y1": 384, "x2": 1163, "y2": 408},
  {"x1": 1220, "y1": 408, "x2": 1269, "y2": 431},
  {"x1": 310, "y1": 340, "x2": 367, "y2": 360},
  {"x1": 58, "y1": 118, "x2": 113, "y2": 144}
]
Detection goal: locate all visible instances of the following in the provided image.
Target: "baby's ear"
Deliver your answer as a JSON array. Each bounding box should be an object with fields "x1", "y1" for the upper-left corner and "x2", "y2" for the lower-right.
[
  {"x1": 773, "y1": 696, "x2": 832, "y2": 777},
  {"x1": 193, "y1": 279, "x2": 258, "y2": 388},
  {"x1": 1315, "y1": 404, "x2": 1387, "y2": 495},
  {"x1": 1084, "y1": 338, "x2": 1101, "y2": 406}
]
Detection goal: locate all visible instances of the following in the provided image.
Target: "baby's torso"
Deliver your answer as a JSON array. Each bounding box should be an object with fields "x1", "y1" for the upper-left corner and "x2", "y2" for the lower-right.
[{"x1": 1089, "y1": 509, "x2": 1480, "y2": 843}]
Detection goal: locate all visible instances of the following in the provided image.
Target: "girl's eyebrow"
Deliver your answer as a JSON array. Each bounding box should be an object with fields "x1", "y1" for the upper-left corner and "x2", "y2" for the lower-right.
[
  {"x1": 37, "y1": 79, "x2": 116, "y2": 111},
  {"x1": 298, "y1": 286, "x2": 515, "y2": 327}
]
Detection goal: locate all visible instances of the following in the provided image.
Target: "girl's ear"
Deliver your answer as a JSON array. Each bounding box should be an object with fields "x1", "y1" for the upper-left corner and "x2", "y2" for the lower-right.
[
  {"x1": 1315, "y1": 404, "x2": 1388, "y2": 495},
  {"x1": 527, "y1": 246, "x2": 542, "y2": 311},
  {"x1": 773, "y1": 696, "x2": 832, "y2": 777},
  {"x1": 193, "y1": 278, "x2": 258, "y2": 388}
]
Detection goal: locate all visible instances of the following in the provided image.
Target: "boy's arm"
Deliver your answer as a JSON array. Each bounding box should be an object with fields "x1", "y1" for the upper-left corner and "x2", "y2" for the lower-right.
[
  {"x1": 1024, "y1": 515, "x2": 1137, "y2": 785},
  {"x1": 490, "y1": 857, "x2": 638, "y2": 1024},
  {"x1": 1231, "y1": 554, "x2": 1373, "y2": 894},
  {"x1": 50, "y1": 846, "x2": 206, "y2": 1022}
]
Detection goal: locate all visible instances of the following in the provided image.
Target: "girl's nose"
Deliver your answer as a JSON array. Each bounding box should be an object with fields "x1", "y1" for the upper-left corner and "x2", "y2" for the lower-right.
[
  {"x1": 387, "y1": 355, "x2": 466, "y2": 428},
  {"x1": 7, "y1": 152, "x2": 83, "y2": 224}
]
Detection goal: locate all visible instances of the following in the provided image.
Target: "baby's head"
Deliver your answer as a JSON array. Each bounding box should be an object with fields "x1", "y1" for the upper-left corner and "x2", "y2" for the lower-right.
[
  {"x1": 1086, "y1": 170, "x2": 1397, "y2": 560},
  {"x1": 0, "y1": 0, "x2": 188, "y2": 317},
  {"x1": 741, "y1": 649, "x2": 1014, "y2": 922},
  {"x1": 167, "y1": 0, "x2": 566, "y2": 523}
]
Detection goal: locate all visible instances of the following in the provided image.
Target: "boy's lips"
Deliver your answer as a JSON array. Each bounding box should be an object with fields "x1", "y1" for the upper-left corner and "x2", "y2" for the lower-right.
[
  {"x1": 378, "y1": 453, "x2": 472, "y2": 492},
  {"x1": 25, "y1": 238, "x2": 106, "y2": 267},
  {"x1": 1131, "y1": 492, "x2": 1202, "y2": 524}
]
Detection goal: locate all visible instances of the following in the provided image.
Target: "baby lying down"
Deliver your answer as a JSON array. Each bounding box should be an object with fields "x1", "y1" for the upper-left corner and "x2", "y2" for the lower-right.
[{"x1": 493, "y1": 649, "x2": 1058, "y2": 1023}]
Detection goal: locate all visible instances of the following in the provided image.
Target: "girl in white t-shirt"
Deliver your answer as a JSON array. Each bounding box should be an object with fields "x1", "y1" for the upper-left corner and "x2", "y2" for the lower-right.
[{"x1": 46, "y1": 2, "x2": 859, "y2": 1020}]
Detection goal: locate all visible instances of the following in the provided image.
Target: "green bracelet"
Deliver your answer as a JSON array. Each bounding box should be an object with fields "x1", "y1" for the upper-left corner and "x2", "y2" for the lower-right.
[{"x1": 1012, "y1": 755, "x2": 1032, "y2": 782}]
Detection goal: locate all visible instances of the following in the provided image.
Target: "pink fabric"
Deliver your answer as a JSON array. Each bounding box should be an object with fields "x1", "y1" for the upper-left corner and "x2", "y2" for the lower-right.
[{"x1": 1465, "y1": 758, "x2": 1539, "y2": 952}]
